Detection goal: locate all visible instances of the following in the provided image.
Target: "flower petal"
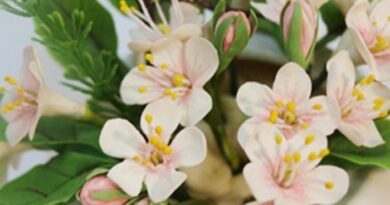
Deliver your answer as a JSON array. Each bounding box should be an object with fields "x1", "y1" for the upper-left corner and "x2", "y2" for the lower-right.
[
  {"x1": 145, "y1": 168, "x2": 187, "y2": 203},
  {"x1": 20, "y1": 46, "x2": 43, "y2": 93},
  {"x1": 299, "y1": 165, "x2": 349, "y2": 205},
  {"x1": 108, "y1": 160, "x2": 146, "y2": 197},
  {"x1": 236, "y1": 82, "x2": 275, "y2": 117},
  {"x1": 176, "y1": 2, "x2": 203, "y2": 26},
  {"x1": 243, "y1": 162, "x2": 279, "y2": 204},
  {"x1": 272, "y1": 63, "x2": 312, "y2": 103},
  {"x1": 5, "y1": 108, "x2": 39, "y2": 146},
  {"x1": 251, "y1": 1, "x2": 284, "y2": 24},
  {"x1": 170, "y1": 126, "x2": 207, "y2": 168},
  {"x1": 99, "y1": 119, "x2": 146, "y2": 159},
  {"x1": 170, "y1": 24, "x2": 202, "y2": 42},
  {"x1": 141, "y1": 100, "x2": 180, "y2": 142},
  {"x1": 179, "y1": 88, "x2": 212, "y2": 126},
  {"x1": 120, "y1": 67, "x2": 165, "y2": 105},
  {"x1": 184, "y1": 37, "x2": 219, "y2": 86},
  {"x1": 151, "y1": 38, "x2": 184, "y2": 73},
  {"x1": 339, "y1": 119, "x2": 384, "y2": 148}
]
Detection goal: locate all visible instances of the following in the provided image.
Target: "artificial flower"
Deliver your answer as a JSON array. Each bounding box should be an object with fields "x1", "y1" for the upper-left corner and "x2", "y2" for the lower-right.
[
  {"x1": 346, "y1": 0, "x2": 390, "y2": 81},
  {"x1": 236, "y1": 62, "x2": 336, "y2": 145},
  {"x1": 242, "y1": 123, "x2": 349, "y2": 205},
  {"x1": 99, "y1": 100, "x2": 207, "y2": 203},
  {"x1": 0, "y1": 46, "x2": 88, "y2": 146},
  {"x1": 326, "y1": 51, "x2": 390, "y2": 147},
  {"x1": 251, "y1": 0, "x2": 327, "y2": 25},
  {"x1": 120, "y1": 37, "x2": 219, "y2": 126},
  {"x1": 79, "y1": 175, "x2": 129, "y2": 205},
  {"x1": 120, "y1": 0, "x2": 203, "y2": 52},
  {"x1": 0, "y1": 142, "x2": 29, "y2": 186}
]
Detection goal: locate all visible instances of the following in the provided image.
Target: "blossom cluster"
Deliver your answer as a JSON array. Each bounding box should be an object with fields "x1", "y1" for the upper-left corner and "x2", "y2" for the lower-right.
[{"x1": 0, "y1": 0, "x2": 390, "y2": 205}]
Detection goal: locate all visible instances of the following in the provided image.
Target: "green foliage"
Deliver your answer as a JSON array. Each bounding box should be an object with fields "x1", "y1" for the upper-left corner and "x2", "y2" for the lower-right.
[
  {"x1": 317, "y1": 0, "x2": 346, "y2": 48},
  {"x1": 0, "y1": 151, "x2": 116, "y2": 205},
  {"x1": 329, "y1": 119, "x2": 390, "y2": 169}
]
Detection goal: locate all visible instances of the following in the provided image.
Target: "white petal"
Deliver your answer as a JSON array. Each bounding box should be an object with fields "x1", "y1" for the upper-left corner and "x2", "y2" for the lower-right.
[
  {"x1": 251, "y1": 2, "x2": 282, "y2": 24},
  {"x1": 184, "y1": 37, "x2": 219, "y2": 87},
  {"x1": 20, "y1": 46, "x2": 44, "y2": 92},
  {"x1": 170, "y1": 126, "x2": 207, "y2": 168},
  {"x1": 145, "y1": 168, "x2": 187, "y2": 203},
  {"x1": 237, "y1": 118, "x2": 260, "y2": 148},
  {"x1": 120, "y1": 67, "x2": 165, "y2": 105},
  {"x1": 151, "y1": 38, "x2": 184, "y2": 73},
  {"x1": 5, "y1": 108, "x2": 39, "y2": 146},
  {"x1": 99, "y1": 119, "x2": 146, "y2": 158},
  {"x1": 236, "y1": 82, "x2": 275, "y2": 117},
  {"x1": 243, "y1": 162, "x2": 279, "y2": 203},
  {"x1": 326, "y1": 51, "x2": 356, "y2": 100},
  {"x1": 141, "y1": 100, "x2": 180, "y2": 142},
  {"x1": 272, "y1": 63, "x2": 312, "y2": 103},
  {"x1": 339, "y1": 119, "x2": 384, "y2": 148},
  {"x1": 179, "y1": 88, "x2": 212, "y2": 126},
  {"x1": 170, "y1": 24, "x2": 202, "y2": 41},
  {"x1": 108, "y1": 160, "x2": 146, "y2": 197},
  {"x1": 176, "y1": 2, "x2": 203, "y2": 26},
  {"x1": 299, "y1": 165, "x2": 349, "y2": 205}
]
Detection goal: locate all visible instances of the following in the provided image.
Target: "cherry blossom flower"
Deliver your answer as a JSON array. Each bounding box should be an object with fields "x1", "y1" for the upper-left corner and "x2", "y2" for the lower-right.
[
  {"x1": 251, "y1": 0, "x2": 327, "y2": 25},
  {"x1": 120, "y1": 37, "x2": 219, "y2": 126},
  {"x1": 99, "y1": 100, "x2": 207, "y2": 203},
  {"x1": 242, "y1": 124, "x2": 349, "y2": 205},
  {"x1": 326, "y1": 51, "x2": 390, "y2": 147},
  {"x1": 79, "y1": 175, "x2": 129, "y2": 205},
  {"x1": 236, "y1": 63, "x2": 336, "y2": 145},
  {"x1": 346, "y1": 0, "x2": 390, "y2": 81},
  {"x1": 120, "y1": 0, "x2": 203, "y2": 52},
  {"x1": 0, "y1": 46, "x2": 88, "y2": 146}
]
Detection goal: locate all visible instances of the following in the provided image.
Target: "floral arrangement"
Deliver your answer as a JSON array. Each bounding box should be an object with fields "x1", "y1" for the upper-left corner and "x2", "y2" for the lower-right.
[{"x1": 0, "y1": 0, "x2": 389, "y2": 205}]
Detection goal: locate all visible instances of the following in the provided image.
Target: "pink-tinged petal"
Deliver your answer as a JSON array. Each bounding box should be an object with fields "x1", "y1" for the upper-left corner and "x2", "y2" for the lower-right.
[
  {"x1": 120, "y1": 67, "x2": 165, "y2": 105},
  {"x1": 237, "y1": 118, "x2": 261, "y2": 149},
  {"x1": 339, "y1": 119, "x2": 384, "y2": 147},
  {"x1": 170, "y1": 24, "x2": 202, "y2": 42},
  {"x1": 20, "y1": 46, "x2": 44, "y2": 93},
  {"x1": 243, "y1": 162, "x2": 279, "y2": 204},
  {"x1": 251, "y1": 1, "x2": 286, "y2": 24},
  {"x1": 99, "y1": 119, "x2": 146, "y2": 159},
  {"x1": 141, "y1": 100, "x2": 180, "y2": 142},
  {"x1": 236, "y1": 82, "x2": 276, "y2": 117},
  {"x1": 170, "y1": 126, "x2": 207, "y2": 168},
  {"x1": 179, "y1": 88, "x2": 212, "y2": 126},
  {"x1": 169, "y1": 0, "x2": 185, "y2": 28},
  {"x1": 151, "y1": 38, "x2": 184, "y2": 73},
  {"x1": 145, "y1": 168, "x2": 187, "y2": 203},
  {"x1": 326, "y1": 51, "x2": 356, "y2": 100},
  {"x1": 128, "y1": 41, "x2": 154, "y2": 53},
  {"x1": 376, "y1": 61, "x2": 390, "y2": 81},
  {"x1": 299, "y1": 165, "x2": 349, "y2": 205},
  {"x1": 5, "y1": 108, "x2": 39, "y2": 146},
  {"x1": 363, "y1": 81, "x2": 390, "y2": 103},
  {"x1": 184, "y1": 37, "x2": 219, "y2": 87},
  {"x1": 368, "y1": 0, "x2": 390, "y2": 25},
  {"x1": 301, "y1": 96, "x2": 337, "y2": 135},
  {"x1": 175, "y1": 2, "x2": 203, "y2": 26},
  {"x1": 273, "y1": 63, "x2": 312, "y2": 103},
  {"x1": 107, "y1": 160, "x2": 146, "y2": 197},
  {"x1": 254, "y1": 123, "x2": 288, "y2": 164}
]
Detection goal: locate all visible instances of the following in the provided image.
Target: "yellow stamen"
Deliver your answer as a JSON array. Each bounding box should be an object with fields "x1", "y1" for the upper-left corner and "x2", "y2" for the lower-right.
[
  {"x1": 164, "y1": 89, "x2": 172, "y2": 95},
  {"x1": 305, "y1": 135, "x2": 315, "y2": 145},
  {"x1": 342, "y1": 109, "x2": 352, "y2": 118},
  {"x1": 145, "y1": 53, "x2": 154, "y2": 62},
  {"x1": 276, "y1": 100, "x2": 284, "y2": 108},
  {"x1": 380, "y1": 110, "x2": 389, "y2": 118},
  {"x1": 284, "y1": 154, "x2": 293, "y2": 163},
  {"x1": 313, "y1": 103, "x2": 323, "y2": 110},
  {"x1": 370, "y1": 35, "x2": 389, "y2": 53},
  {"x1": 275, "y1": 135, "x2": 283, "y2": 145},
  {"x1": 155, "y1": 126, "x2": 163, "y2": 136},
  {"x1": 308, "y1": 152, "x2": 318, "y2": 161},
  {"x1": 158, "y1": 23, "x2": 172, "y2": 35},
  {"x1": 283, "y1": 111, "x2": 297, "y2": 125},
  {"x1": 170, "y1": 92, "x2": 178, "y2": 100},
  {"x1": 4, "y1": 76, "x2": 17, "y2": 85},
  {"x1": 161, "y1": 63, "x2": 168, "y2": 70},
  {"x1": 130, "y1": 6, "x2": 137, "y2": 13},
  {"x1": 352, "y1": 88, "x2": 360, "y2": 97},
  {"x1": 163, "y1": 146, "x2": 172, "y2": 155},
  {"x1": 372, "y1": 21, "x2": 377, "y2": 26},
  {"x1": 142, "y1": 158, "x2": 149, "y2": 166},
  {"x1": 14, "y1": 99, "x2": 22, "y2": 106},
  {"x1": 286, "y1": 101, "x2": 296, "y2": 112},
  {"x1": 293, "y1": 152, "x2": 301, "y2": 163},
  {"x1": 119, "y1": 0, "x2": 130, "y2": 13},
  {"x1": 172, "y1": 74, "x2": 185, "y2": 87},
  {"x1": 150, "y1": 152, "x2": 163, "y2": 165},
  {"x1": 132, "y1": 155, "x2": 141, "y2": 162},
  {"x1": 269, "y1": 109, "x2": 279, "y2": 124},
  {"x1": 301, "y1": 122, "x2": 309, "y2": 129},
  {"x1": 138, "y1": 86, "x2": 148, "y2": 93},
  {"x1": 356, "y1": 93, "x2": 365, "y2": 101},
  {"x1": 150, "y1": 136, "x2": 159, "y2": 146},
  {"x1": 2, "y1": 107, "x2": 8, "y2": 113},
  {"x1": 0, "y1": 86, "x2": 4, "y2": 93},
  {"x1": 325, "y1": 181, "x2": 334, "y2": 189},
  {"x1": 156, "y1": 141, "x2": 165, "y2": 150},
  {"x1": 17, "y1": 88, "x2": 25, "y2": 96},
  {"x1": 319, "y1": 148, "x2": 330, "y2": 158},
  {"x1": 6, "y1": 103, "x2": 15, "y2": 111},
  {"x1": 138, "y1": 64, "x2": 146, "y2": 71},
  {"x1": 145, "y1": 114, "x2": 153, "y2": 124}
]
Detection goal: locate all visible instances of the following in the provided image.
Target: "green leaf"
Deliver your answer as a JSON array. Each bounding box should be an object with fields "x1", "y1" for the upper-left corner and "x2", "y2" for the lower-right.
[
  {"x1": 0, "y1": 151, "x2": 116, "y2": 205},
  {"x1": 211, "y1": 0, "x2": 226, "y2": 29},
  {"x1": 329, "y1": 119, "x2": 390, "y2": 169},
  {"x1": 92, "y1": 189, "x2": 129, "y2": 201}
]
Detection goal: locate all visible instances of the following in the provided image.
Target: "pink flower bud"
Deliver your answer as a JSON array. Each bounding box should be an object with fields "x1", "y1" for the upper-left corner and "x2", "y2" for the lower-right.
[
  {"x1": 79, "y1": 175, "x2": 128, "y2": 205},
  {"x1": 216, "y1": 11, "x2": 252, "y2": 52},
  {"x1": 282, "y1": 0, "x2": 318, "y2": 57}
]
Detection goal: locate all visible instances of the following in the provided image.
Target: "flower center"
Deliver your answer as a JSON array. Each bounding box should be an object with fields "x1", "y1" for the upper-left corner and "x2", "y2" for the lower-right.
[
  {"x1": 158, "y1": 23, "x2": 172, "y2": 35},
  {"x1": 370, "y1": 35, "x2": 389, "y2": 53},
  {"x1": 1, "y1": 76, "x2": 37, "y2": 114}
]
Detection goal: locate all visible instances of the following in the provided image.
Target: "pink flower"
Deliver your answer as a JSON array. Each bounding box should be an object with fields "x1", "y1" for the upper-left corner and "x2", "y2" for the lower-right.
[
  {"x1": 242, "y1": 124, "x2": 349, "y2": 205},
  {"x1": 346, "y1": 0, "x2": 390, "y2": 81},
  {"x1": 216, "y1": 11, "x2": 252, "y2": 52},
  {"x1": 120, "y1": 37, "x2": 219, "y2": 126},
  {"x1": 236, "y1": 63, "x2": 336, "y2": 145},
  {"x1": 0, "y1": 46, "x2": 87, "y2": 146},
  {"x1": 251, "y1": 0, "x2": 327, "y2": 25},
  {"x1": 99, "y1": 100, "x2": 207, "y2": 203},
  {"x1": 326, "y1": 51, "x2": 390, "y2": 147},
  {"x1": 120, "y1": 0, "x2": 203, "y2": 52},
  {"x1": 79, "y1": 175, "x2": 128, "y2": 205}
]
